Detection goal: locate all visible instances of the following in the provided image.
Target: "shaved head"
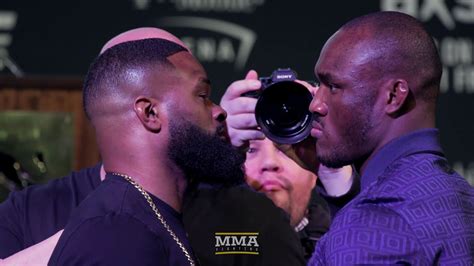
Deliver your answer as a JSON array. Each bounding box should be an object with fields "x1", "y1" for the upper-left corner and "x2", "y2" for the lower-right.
[
  {"x1": 82, "y1": 27, "x2": 191, "y2": 122},
  {"x1": 100, "y1": 27, "x2": 190, "y2": 54},
  {"x1": 83, "y1": 38, "x2": 187, "y2": 121},
  {"x1": 338, "y1": 11, "x2": 442, "y2": 101}
]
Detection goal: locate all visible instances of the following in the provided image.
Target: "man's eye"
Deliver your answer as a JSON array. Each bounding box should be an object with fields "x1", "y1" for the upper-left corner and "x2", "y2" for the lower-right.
[
  {"x1": 328, "y1": 84, "x2": 338, "y2": 92},
  {"x1": 198, "y1": 93, "x2": 210, "y2": 101},
  {"x1": 247, "y1": 147, "x2": 257, "y2": 154}
]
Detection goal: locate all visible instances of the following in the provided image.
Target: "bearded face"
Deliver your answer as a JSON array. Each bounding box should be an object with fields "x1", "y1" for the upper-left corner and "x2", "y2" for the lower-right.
[{"x1": 167, "y1": 115, "x2": 245, "y2": 186}]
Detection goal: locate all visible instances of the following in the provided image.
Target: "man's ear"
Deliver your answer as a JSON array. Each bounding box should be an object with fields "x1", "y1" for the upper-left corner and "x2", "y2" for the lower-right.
[
  {"x1": 385, "y1": 79, "x2": 410, "y2": 117},
  {"x1": 134, "y1": 96, "x2": 162, "y2": 133}
]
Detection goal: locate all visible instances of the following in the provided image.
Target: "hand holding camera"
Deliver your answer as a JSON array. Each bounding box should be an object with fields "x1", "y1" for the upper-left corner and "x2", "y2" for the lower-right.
[
  {"x1": 221, "y1": 68, "x2": 314, "y2": 147},
  {"x1": 220, "y1": 70, "x2": 266, "y2": 148}
]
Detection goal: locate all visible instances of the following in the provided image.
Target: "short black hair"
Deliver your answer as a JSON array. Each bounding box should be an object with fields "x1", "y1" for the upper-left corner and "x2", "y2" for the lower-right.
[{"x1": 83, "y1": 38, "x2": 187, "y2": 119}]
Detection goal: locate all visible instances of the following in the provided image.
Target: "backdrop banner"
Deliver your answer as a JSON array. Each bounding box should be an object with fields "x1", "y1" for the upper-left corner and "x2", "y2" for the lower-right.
[{"x1": 1, "y1": 0, "x2": 473, "y2": 184}]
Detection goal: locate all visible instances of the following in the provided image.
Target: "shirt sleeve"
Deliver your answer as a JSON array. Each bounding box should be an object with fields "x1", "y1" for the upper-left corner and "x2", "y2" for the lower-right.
[
  {"x1": 0, "y1": 194, "x2": 23, "y2": 258},
  {"x1": 309, "y1": 205, "x2": 429, "y2": 265},
  {"x1": 49, "y1": 213, "x2": 167, "y2": 266}
]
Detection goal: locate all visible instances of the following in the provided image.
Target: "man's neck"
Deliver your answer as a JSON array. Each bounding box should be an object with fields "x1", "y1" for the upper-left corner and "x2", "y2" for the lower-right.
[{"x1": 103, "y1": 160, "x2": 187, "y2": 212}]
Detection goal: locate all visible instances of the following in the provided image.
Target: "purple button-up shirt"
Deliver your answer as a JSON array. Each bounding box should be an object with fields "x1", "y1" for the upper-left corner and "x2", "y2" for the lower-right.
[{"x1": 310, "y1": 129, "x2": 474, "y2": 265}]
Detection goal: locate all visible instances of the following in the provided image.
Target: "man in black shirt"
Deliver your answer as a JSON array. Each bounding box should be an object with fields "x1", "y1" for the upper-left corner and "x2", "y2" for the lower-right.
[
  {"x1": 47, "y1": 28, "x2": 246, "y2": 265},
  {"x1": 1, "y1": 28, "x2": 307, "y2": 266}
]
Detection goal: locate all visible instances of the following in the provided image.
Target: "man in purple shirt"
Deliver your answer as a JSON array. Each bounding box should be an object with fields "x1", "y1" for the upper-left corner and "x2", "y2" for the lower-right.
[{"x1": 309, "y1": 11, "x2": 474, "y2": 265}]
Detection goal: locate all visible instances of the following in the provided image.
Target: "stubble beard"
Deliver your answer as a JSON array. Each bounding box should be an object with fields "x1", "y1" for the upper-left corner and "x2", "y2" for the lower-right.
[{"x1": 316, "y1": 109, "x2": 374, "y2": 169}]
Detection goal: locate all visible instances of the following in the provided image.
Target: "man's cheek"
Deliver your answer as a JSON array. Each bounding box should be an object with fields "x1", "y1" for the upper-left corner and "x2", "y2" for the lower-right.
[{"x1": 266, "y1": 191, "x2": 290, "y2": 211}]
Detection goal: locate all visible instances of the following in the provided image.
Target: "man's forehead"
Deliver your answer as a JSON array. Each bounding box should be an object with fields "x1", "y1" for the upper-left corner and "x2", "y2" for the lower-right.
[
  {"x1": 167, "y1": 52, "x2": 207, "y2": 81},
  {"x1": 120, "y1": 65, "x2": 177, "y2": 91},
  {"x1": 247, "y1": 137, "x2": 317, "y2": 173},
  {"x1": 316, "y1": 37, "x2": 372, "y2": 78}
]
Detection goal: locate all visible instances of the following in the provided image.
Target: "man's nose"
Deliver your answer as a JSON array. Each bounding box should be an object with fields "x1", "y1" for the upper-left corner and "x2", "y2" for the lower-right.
[
  {"x1": 260, "y1": 150, "x2": 282, "y2": 174},
  {"x1": 309, "y1": 87, "x2": 328, "y2": 117},
  {"x1": 213, "y1": 103, "x2": 227, "y2": 122}
]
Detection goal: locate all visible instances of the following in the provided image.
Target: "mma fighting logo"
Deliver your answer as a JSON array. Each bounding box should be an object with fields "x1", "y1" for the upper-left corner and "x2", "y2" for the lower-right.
[
  {"x1": 157, "y1": 16, "x2": 256, "y2": 70},
  {"x1": 214, "y1": 232, "x2": 260, "y2": 255}
]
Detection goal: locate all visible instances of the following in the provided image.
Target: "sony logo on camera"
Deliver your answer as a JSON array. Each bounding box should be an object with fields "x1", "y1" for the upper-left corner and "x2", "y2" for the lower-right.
[{"x1": 271, "y1": 68, "x2": 297, "y2": 83}]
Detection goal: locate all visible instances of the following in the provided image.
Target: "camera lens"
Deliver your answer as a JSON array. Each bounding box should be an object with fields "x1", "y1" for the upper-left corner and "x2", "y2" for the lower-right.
[{"x1": 255, "y1": 81, "x2": 313, "y2": 144}]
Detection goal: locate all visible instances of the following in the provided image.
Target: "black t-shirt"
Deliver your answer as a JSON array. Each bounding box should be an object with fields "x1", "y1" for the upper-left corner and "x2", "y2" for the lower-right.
[
  {"x1": 316, "y1": 170, "x2": 361, "y2": 218},
  {"x1": 0, "y1": 163, "x2": 350, "y2": 264},
  {"x1": 183, "y1": 183, "x2": 306, "y2": 266},
  {"x1": 49, "y1": 174, "x2": 195, "y2": 265},
  {"x1": 0, "y1": 164, "x2": 101, "y2": 258},
  {"x1": 298, "y1": 189, "x2": 332, "y2": 261}
]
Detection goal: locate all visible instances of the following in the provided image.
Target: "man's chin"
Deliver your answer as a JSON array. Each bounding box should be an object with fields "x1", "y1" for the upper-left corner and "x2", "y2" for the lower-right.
[
  {"x1": 168, "y1": 118, "x2": 245, "y2": 187},
  {"x1": 316, "y1": 155, "x2": 349, "y2": 169},
  {"x1": 265, "y1": 192, "x2": 290, "y2": 212}
]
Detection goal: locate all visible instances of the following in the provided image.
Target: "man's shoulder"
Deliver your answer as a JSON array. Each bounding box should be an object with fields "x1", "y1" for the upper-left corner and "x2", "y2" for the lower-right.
[
  {"x1": 49, "y1": 212, "x2": 167, "y2": 265},
  {"x1": 5, "y1": 163, "x2": 101, "y2": 208},
  {"x1": 370, "y1": 153, "x2": 474, "y2": 217},
  {"x1": 366, "y1": 153, "x2": 473, "y2": 208},
  {"x1": 317, "y1": 203, "x2": 428, "y2": 265},
  {"x1": 64, "y1": 175, "x2": 132, "y2": 221},
  {"x1": 50, "y1": 178, "x2": 193, "y2": 266},
  {"x1": 382, "y1": 152, "x2": 467, "y2": 189},
  {"x1": 331, "y1": 202, "x2": 412, "y2": 233},
  {"x1": 328, "y1": 155, "x2": 474, "y2": 265},
  {"x1": 0, "y1": 163, "x2": 101, "y2": 223},
  {"x1": 0, "y1": 163, "x2": 102, "y2": 256}
]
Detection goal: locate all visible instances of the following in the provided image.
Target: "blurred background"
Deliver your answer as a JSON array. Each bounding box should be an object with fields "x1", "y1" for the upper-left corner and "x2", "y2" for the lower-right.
[{"x1": 0, "y1": 0, "x2": 473, "y2": 201}]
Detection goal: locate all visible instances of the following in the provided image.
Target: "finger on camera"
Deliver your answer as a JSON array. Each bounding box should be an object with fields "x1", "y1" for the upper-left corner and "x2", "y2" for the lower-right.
[
  {"x1": 231, "y1": 130, "x2": 265, "y2": 144},
  {"x1": 221, "y1": 79, "x2": 261, "y2": 102},
  {"x1": 223, "y1": 97, "x2": 257, "y2": 115},
  {"x1": 295, "y1": 79, "x2": 314, "y2": 90},
  {"x1": 227, "y1": 113, "x2": 259, "y2": 129},
  {"x1": 245, "y1": 69, "x2": 259, "y2": 80}
]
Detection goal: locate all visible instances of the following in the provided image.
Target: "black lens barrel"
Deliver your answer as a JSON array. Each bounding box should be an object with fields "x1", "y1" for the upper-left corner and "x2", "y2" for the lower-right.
[{"x1": 255, "y1": 81, "x2": 312, "y2": 144}]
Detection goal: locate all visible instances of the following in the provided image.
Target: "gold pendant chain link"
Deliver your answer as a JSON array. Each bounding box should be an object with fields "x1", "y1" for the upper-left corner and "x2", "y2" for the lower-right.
[{"x1": 111, "y1": 173, "x2": 195, "y2": 266}]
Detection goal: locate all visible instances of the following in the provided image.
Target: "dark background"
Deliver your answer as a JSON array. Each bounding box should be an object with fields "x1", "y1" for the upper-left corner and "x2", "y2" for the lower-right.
[{"x1": 0, "y1": 0, "x2": 473, "y2": 185}]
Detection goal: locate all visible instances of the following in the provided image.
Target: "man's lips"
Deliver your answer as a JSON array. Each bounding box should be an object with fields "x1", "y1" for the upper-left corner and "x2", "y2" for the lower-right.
[
  {"x1": 259, "y1": 180, "x2": 285, "y2": 192},
  {"x1": 311, "y1": 121, "x2": 323, "y2": 138}
]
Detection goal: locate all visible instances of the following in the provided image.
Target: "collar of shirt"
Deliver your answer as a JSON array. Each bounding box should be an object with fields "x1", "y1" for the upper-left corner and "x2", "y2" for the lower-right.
[
  {"x1": 361, "y1": 128, "x2": 444, "y2": 190},
  {"x1": 105, "y1": 173, "x2": 182, "y2": 219}
]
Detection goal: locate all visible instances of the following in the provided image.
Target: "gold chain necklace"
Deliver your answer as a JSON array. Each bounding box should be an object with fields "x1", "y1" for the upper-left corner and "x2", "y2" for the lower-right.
[{"x1": 111, "y1": 173, "x2": 196, "y2": 266}]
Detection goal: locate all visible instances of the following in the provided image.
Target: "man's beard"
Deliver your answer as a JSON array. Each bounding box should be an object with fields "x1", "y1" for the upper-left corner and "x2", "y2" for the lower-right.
[
  {"x1": 316, "y1": 119, "x2": 373, "y2": 168},
  {"x1": 316, "y1": 94, "x2": 376, "y2": 169},
  {"x1": 167, "y1": 118, "x2": 245, "y2": 186}
]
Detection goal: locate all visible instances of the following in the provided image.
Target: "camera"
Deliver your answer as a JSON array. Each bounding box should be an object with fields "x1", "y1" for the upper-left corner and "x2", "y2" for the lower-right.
[{"x1": 243, "y1": 68, "x2": 313, "y2": 144}]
